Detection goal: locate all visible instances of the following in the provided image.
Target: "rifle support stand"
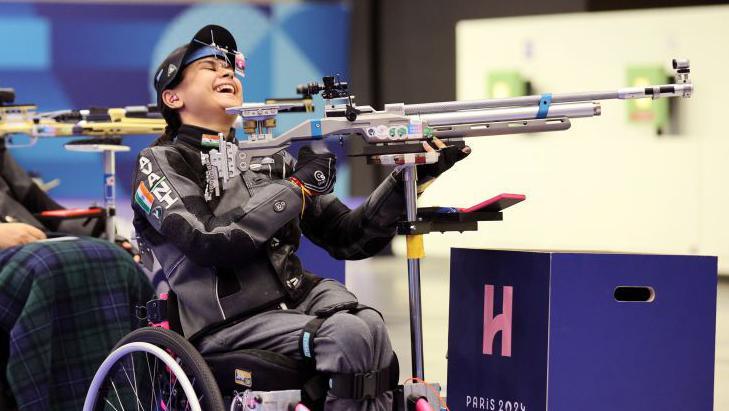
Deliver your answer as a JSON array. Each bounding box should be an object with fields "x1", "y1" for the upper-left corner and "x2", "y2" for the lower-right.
[
  {"x1": 65, "y1": 143, "x2": 130, "y2": 242},
  {"x1": 402, "y1": 165, "x2": 426, "y2": 380},
  {"x1": 399, "y1": 166, "x2": 507, "y2": 380}
]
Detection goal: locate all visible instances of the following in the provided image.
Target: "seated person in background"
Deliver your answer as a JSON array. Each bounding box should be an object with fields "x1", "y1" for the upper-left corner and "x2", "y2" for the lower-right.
[
  {"x1": 135, "y1": 25, "x2": 468, "y2": 410},
  {"x1": 0, "y1": 137, "x2": 132, "y2": 244},
  {"x1": 0, "y1": 139, "x2": 153, "y2": 411}
]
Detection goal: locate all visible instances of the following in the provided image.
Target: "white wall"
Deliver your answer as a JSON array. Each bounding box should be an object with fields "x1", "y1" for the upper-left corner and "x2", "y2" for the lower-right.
[{"x1": 393, "y1": 5, "x2": 729, "y2": 273}]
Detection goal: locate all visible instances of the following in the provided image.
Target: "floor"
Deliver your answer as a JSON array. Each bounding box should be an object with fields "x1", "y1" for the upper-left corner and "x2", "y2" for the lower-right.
[{"x1": 347, "y1": 256, "x2": 728, "y2": 409}]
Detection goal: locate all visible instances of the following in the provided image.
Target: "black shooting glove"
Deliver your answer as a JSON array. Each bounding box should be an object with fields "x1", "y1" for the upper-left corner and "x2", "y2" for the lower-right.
[
  {"x1": 417, "y1": 139, "x2": 472, "y2": 181},
  {"x1": 290, "y1": 145, "x2": 336, "y2": 196}
]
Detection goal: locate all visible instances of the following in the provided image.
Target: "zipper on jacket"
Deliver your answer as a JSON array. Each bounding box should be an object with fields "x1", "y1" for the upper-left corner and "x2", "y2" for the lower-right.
[{"x1": 214, "y1": 275, "x2": 226, "y2": 320}]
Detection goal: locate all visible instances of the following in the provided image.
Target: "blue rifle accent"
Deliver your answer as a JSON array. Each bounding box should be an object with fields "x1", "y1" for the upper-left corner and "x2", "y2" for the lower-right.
[
  {"x1": 536, "y1": 93, "x2": 553, "y2": 119},
  {"x1": 310, "y1": 120, "x2": 323, "y2": 139}
]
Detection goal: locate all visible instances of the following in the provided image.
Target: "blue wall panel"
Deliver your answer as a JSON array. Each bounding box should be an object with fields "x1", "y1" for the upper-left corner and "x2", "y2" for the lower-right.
[{"x1": 0, "y1": 18, "x2": 50, "y2": 69}]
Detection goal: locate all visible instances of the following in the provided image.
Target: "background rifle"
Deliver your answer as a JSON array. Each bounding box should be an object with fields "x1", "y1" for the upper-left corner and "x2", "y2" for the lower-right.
[
  {"x1": 0, "y1": 88, "x2": 314, "y2": 147},
  {"x1": 0, "y1": 88, "x2": 165, "y2": 146}
]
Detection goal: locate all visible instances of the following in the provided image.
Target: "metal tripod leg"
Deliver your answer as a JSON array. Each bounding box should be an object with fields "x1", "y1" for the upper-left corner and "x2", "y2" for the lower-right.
[
  {"x1": 403, "y1": 165, "x2": 425, "y2": 379},
  {"x1": 103, "y1": 150, "x2": 116, "y2": 242}
]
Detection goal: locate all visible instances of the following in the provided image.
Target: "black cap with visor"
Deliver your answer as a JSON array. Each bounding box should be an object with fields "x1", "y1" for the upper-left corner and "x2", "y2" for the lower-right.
[{"x1": 153, "y1": 25, "x2": 245, "y2": 127}]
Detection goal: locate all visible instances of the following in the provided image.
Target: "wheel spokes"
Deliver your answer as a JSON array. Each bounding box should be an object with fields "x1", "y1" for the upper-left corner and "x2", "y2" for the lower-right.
[{"x1": 95, "y1": 348, "x2": 205, "y2": 411}]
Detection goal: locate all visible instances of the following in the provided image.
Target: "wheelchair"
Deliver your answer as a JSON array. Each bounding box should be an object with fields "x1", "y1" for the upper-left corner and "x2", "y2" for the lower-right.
[{"x1": 82, "y1": 292, "x2": 428, "y2": 411}]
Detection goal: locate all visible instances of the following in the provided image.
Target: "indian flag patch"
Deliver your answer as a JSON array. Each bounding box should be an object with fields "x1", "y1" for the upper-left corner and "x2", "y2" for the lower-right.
[
  {"x1": 134, "y1": 181, "x2": 154, "y2": 213},
  {"x1": 201, "y1": 134, "x2": 221, "y2": 148}
]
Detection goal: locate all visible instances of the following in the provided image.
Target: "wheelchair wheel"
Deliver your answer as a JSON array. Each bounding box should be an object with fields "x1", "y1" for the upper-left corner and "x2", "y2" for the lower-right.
[{"x1": 83, "y1": 327, "x2": 225, "y2": 411}]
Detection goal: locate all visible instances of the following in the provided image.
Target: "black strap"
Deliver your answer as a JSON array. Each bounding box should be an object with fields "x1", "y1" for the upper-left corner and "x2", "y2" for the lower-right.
[
  {"x1": 299, "y1": 316, "x2": 326, "y2": 368},
  {"x1": 301, "y1": 374, "x2": 329, "y2": 406},
  {"x1": 329, "y1": 361, "x2": 394, "y2": 400},
  {"x1": 166, "y1": 292, "x2": 183, "y2": 334},
  {"x1": 299, "y1": 301, "x2": 359, "y2": 367},
  {"x1": 347, "y1": 304, "x2": 384, "y2": 322},
  {"x1": 313, "y1": 300, "x2": 358, "y2": 317},
  {"x1": 298, "y1": 302, "x2": 397, "y2": 401},
  {"x1": 298, "y1": 303, "x2": 385, "y2": 368},
  {"x1": 145, "y1": 298, "x2": 168, "y2": 325}
]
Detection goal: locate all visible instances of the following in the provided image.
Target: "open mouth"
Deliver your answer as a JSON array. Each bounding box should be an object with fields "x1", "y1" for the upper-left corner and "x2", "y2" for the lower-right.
[{"x1": 214, "y1": 84, "x2": 236, "y2": 94}]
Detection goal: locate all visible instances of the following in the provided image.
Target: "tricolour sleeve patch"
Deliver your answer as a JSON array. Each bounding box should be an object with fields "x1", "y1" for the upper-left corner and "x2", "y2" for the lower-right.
[{"x1": 134, "y1": 181, "x2": 154, "y2": 213}]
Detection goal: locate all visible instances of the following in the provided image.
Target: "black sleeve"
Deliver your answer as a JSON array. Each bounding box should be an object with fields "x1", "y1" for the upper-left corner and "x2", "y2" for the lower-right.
[
  {"x1": 300, "y1": 170, "x2": 405, "y2": 260},
  {"x1": 0, "y1": 148, "x2": 64, "y2": 214}
]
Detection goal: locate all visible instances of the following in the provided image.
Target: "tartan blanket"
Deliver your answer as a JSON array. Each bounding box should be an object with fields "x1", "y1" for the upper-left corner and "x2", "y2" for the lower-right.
[{"x1": 0, "y1": 237, "x2": 153, "y2": 410}]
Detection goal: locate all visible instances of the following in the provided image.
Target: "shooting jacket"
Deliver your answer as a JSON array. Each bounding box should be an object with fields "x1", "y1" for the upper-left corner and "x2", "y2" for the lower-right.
[{"x1": 132, "y1": 124, "x2": 405, "y2": 340}]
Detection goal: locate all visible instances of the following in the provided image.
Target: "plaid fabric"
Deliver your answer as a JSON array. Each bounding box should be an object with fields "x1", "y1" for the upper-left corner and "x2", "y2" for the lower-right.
[{"x1": 0, "y1": 237, "x2": 153, "y2": 411}]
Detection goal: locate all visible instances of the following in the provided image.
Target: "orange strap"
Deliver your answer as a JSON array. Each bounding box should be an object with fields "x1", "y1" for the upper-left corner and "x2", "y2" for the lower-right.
[{"x1": 287, "y1": 177, "x2": 310, "y2": 218}]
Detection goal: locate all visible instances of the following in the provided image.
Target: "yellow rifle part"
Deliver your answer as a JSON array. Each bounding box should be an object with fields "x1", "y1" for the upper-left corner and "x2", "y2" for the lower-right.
[{"x1": 0, "y1": 104, "x2": 165, "y2": 142}]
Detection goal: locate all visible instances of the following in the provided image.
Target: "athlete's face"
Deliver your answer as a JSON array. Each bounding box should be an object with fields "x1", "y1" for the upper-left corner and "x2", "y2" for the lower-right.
[{"x1": 163, "y1": 56, "x2": 243, "y2": 131}]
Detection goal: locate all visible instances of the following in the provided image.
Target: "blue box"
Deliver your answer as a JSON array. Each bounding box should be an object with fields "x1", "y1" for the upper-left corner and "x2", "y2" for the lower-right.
[{"x1": 447, "y1": 248, "x2": 717, "y2": 411}]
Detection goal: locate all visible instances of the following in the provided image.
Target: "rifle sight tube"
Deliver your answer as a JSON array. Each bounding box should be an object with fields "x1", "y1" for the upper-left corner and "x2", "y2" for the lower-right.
[
  {"x1": 617, "y1": 83, "x2": 693, "y2": 99},
  {"x1": 416, "y1": 102, "x2": 600, "y2": 126}
]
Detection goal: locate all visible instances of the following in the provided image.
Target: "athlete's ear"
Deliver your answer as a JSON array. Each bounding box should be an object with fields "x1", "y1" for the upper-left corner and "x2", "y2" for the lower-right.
[{"x1": 162, "y1": 89, "x2": 183, "y2": 109}]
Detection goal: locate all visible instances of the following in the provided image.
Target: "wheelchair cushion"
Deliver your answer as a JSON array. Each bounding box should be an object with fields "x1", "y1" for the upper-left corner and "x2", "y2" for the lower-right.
[{"x1": 204, "y1": 349, "x2": 314, "y2": 394}]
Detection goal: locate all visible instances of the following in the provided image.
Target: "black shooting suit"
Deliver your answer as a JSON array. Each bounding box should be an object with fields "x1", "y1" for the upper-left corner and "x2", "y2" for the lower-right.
[{"x1": 132, "y1": 124, "x2": 405, "y2": 342}]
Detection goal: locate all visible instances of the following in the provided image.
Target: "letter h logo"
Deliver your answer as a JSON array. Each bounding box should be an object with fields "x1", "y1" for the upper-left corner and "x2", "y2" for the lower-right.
[{"x1": 483, "y1": 284, "x2": 513, "y2": 357}]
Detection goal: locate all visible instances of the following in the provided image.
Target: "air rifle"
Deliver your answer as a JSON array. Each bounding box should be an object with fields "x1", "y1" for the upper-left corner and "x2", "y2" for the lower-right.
[
  {"x1": 0, "y1": 90, "x2": 166, "y2": 146},
  {"x1": 0, "y1": 89, "x2": 314, "y2": 147}
]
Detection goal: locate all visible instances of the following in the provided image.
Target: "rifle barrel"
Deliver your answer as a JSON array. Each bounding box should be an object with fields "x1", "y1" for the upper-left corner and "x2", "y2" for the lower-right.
[
  {"x1": 400, "y1": 83, "x2": 692, "y2": 115},
  {"x1": 417, "y1": 102, "x2": 600, "y2": 126}
]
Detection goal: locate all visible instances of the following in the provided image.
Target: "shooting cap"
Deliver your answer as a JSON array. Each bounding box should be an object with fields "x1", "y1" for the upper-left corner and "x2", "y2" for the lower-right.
[{"x1": 154, "y1": 25, "x2": 245, "y2": 110}]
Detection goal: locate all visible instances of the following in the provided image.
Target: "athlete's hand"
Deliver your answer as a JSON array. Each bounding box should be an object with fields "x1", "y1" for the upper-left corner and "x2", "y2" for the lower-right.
[
  {"x1": 115, "y1": 236, "x2": 141, "y2": 263},
  {"x1": 290, "y1": 146, "x2": 337, "y2": 196},
  {"x1": 418, "y1": 137, "x2": 471, "y2": 179},
  {"x1": 0, "y1": 223, "x2": 47, "y2": 249}
]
